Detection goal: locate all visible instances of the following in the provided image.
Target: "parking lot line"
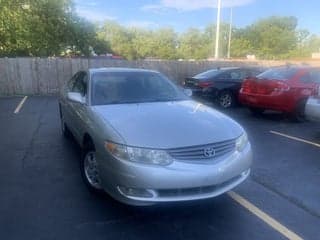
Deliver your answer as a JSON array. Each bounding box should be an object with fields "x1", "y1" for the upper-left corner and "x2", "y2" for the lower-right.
[
  {"x1": 270, "y1": 130, "x2": 320, "y2": 148},
  {"x1": 14, "y1": 96, "x2": 28, "y2": 114},
  {"x1": 228, "y1": 191, "x2": 303, "y2": 240}
]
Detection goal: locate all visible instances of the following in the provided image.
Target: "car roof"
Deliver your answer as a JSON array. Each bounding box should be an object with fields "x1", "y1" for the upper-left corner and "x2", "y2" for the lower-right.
[
  {"x1": 219, "y1": 67, "x2": 240, "y2": 71},
  {"x1": 209, "y1": 66, "x2": 263, "y2": 72},
  {"x1": 271, "y1": 65, "x2": 320, "y2": 71},
  {"x1": 88, "y1": 67, "x2": 159, "y2": 74}
]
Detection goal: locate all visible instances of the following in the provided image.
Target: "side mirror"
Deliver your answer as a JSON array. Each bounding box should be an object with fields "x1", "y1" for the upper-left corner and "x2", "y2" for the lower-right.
[
  {"x1": 183, "y1": 88, "x2": 193, "y2": 97},
  {"x1": 67, "y1": 92, "x2": 85, "y2": 104}
]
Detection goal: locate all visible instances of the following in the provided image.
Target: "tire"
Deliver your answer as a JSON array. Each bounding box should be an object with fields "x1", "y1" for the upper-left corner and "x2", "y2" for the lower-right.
[
  {"x1": 218, "y1": 91, "x2": 235, "y2": 108},
  {"x1": 291, "y1": 100, "x2": 307, "y2": 122},
  {"x1": 80, "y1": 141, "x2": 103, "y2": 194},
  {"x1": 249, "y1": 107, "x2": 265, "y2": 116}
]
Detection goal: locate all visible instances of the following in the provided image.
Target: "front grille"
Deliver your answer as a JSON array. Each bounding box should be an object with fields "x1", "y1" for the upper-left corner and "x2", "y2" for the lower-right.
[
  {"x1": 168, "y1": 139, "x2": 236, "y2": 161},
  {"x1": 157, "y1": 174, "x2": 242, "y2": 198}
]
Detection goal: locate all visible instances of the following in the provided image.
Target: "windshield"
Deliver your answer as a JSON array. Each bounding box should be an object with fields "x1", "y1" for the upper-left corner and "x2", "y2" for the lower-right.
[
  {"x1": 257, "y1": 67, "x2": 298, "y2": 80},
  {"x1": 91, "y1": 71, "x2": 188, "y2": 105}
]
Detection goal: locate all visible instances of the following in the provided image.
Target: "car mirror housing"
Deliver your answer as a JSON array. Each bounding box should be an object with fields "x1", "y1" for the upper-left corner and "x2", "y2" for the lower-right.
[{"x1": 67, "y1": 92, "x2": 85, "y2": 104}]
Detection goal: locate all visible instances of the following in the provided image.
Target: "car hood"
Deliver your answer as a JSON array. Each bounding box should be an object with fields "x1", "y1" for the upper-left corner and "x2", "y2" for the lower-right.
[{"x1": 92, "y1": 100, "x2": 243, "y2": 149}]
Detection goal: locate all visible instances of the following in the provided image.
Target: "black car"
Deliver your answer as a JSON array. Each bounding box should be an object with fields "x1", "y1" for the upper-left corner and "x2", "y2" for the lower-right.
[{"x1": 184, "y1": 67, "x2": 264, "y2": 108}]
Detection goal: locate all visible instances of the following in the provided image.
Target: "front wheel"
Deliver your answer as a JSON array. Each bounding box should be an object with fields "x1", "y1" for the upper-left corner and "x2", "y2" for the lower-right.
[
  {"x1": 218, "y1": 91, "x2": 235, "y2": 108},
  {"x1": 81, "y1": 149, "x2": 103, "y2": 193}
]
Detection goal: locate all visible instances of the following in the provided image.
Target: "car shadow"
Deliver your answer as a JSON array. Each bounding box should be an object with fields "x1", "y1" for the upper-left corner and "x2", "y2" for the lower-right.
[{"x1": 73, "y1": 193, "x2": 243, "y2": 240}]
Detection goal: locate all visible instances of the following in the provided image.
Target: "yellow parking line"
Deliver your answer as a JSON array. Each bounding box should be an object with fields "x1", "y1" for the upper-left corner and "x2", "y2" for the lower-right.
[
  {"x1": 270, "y1": 130, "x2": 320, "y2": 148},
  {"x1": 14, "y1": 96, "x2": 28, "y2": 114},
  {"x1": 228, "y1": 191, "x2": 303, "y2": 240}
]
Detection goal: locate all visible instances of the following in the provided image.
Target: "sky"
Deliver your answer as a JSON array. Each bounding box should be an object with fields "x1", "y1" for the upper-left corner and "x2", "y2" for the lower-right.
[{"x1": 75, "y1": 0, "x2": 320, "y2": 34}]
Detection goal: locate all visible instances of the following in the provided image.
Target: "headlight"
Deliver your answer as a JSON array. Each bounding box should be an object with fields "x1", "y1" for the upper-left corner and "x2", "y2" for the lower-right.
[
  {"x1": 236, "y1": 132, "x2": 248, "y2": 152},
  {"x1": 105, "y1": 142, "x2": 173, "y2": 166}
]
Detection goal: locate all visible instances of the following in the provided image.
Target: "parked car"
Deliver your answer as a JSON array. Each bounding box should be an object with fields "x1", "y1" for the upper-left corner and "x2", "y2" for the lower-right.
[
  {"x1": 184, "y1": 67, "x2": 264, "y2": 108},
  {"x1": 305, "y1": 86, "x2": 320, "y2": 122},
  {"x1": 239, "y1": 66, "x2": 320, "y2": 121},
  {"x1": 59, "y1": 68, "x2": 252, "y2": 206}
]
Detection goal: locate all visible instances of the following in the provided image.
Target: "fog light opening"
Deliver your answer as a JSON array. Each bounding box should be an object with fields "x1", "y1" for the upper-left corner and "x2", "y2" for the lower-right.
[{"x1": 117, "y1": 186, "x2": 156, "y2": 198}]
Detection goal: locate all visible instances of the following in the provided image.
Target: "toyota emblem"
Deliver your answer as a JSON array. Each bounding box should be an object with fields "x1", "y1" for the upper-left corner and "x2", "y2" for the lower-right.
[{"x1": 203, "y1": 147, "x2": 216, "y2": 158}]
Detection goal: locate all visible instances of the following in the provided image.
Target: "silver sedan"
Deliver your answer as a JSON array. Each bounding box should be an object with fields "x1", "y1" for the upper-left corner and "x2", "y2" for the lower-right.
[{"x1": 59, "y1": 68, "x2": 252, "y2": 206}]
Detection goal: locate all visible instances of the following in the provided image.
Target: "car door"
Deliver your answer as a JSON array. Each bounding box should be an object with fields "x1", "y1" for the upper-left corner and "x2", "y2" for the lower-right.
[
  {"x1": 60, "y1": 72, "x2": 79, "y2": 130},
  {"x1": 65, "y1": 71, "x2": 89, "y2": 143},
  {"x1": 214, "y1": 71, "x2": 232, "y2": 87},
  {"x1": 216, "y1": 69, "x2": 246, "y2": 93}
]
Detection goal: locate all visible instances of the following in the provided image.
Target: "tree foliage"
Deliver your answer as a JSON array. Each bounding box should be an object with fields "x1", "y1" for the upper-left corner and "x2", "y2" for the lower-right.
[
  {"x1": 0, "y1": 0, "x2": 109, "y2": 57},
  {"x1": 1, "y1": 5, "x2": 320, "y2": 60},
  {"x1": 97, "y1": 22, "x2": 178, "y2": 60},
  {"x1": 241, "y1": 16, "x2": 298, "y2": 59},
  {"x1": 97, "y1": 16, "x2": 320, "y2": 60}
]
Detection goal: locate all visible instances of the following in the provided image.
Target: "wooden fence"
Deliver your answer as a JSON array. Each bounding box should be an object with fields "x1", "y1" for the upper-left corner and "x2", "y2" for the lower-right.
[{"x1": 0, "y1": 57, "x2": 317, "y2": 96}]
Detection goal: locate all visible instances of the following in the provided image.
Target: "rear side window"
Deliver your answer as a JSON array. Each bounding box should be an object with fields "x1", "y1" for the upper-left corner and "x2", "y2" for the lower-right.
[
  {"x1": 229, "y1": 69, "x2": 248, "y2": 80},
  {"x1": 218, "y1": 71, "x2": 232, "y2": 79},
  {"x1": 257, "y1": 68, "x2": 298, "y2": 81},
  {"x1": 299, "y1": 69, "x2": 320, "y2": 84},
  {"x1": 248, "y1": 69, "x2": 264, "y2": 77}
]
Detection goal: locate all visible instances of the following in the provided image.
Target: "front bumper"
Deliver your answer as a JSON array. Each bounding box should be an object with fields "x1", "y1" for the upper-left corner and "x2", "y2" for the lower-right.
[
  {"x1": 97, "y1": 144, "x2": 252, "y2": 206},
  {"x1": 305, "y1": 97, "x2": 320, "y2": 122}
]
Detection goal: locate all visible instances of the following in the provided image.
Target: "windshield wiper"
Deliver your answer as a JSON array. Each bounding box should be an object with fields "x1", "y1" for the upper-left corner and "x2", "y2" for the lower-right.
[
  {"x1": 145, "y1": 97, "x2": 183, "y2": 102},
  {"x1": 102, "y1": 98, "x2": 184, "y2": 105}
]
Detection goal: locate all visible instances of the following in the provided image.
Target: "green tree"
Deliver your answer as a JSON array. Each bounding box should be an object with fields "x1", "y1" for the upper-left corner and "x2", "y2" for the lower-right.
[
  {"x1": 0, "y1": 0, "x2": 103, "y2": 57},
  {"x1": 178, "y1": 28, "x2": 207, "y2": 59},
  {"x1": 151, "y1": 28, "x2": 178, "y2": 59},
  {"x1": 130, "y1": 28, "x2": 155, "y2": 59},
  {"x1": 203, "y1": 23, "x2": 231, "y2": 59},
  {"x1": 98, "y1": 22, "x2": 178, "y2": 60},
  {"x1": 241, "y1": 16, "x2": 298, "y2": 59},
  {"x1": 306, "y1": 35, "x2": 320, "y2": 52},
  {"x1": 230, "y1": 38, "x2": 253, "y2": 58},
  {"x1": 98, "y1": 21, "x2": 137, "y2": 59}
]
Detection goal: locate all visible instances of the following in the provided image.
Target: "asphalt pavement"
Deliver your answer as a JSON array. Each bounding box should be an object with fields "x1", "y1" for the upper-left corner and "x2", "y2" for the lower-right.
[{"x1": 0, "y1": 96, "x2": 319, "y2": 240}]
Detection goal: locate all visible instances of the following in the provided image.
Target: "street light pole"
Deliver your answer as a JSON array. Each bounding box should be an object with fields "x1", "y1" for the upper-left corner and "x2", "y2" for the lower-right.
[
  {"x1": 214, "y1": 0, "x2": 222, "y2": 59},
  {"x1": 227, "y1": 7, "x2": 233, "y2": 59}
]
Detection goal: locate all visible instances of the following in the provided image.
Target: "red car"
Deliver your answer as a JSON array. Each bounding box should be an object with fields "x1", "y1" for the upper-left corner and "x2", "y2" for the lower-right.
[{"x1": 239, "y1": 66, "x2": 320, "y2": 121}]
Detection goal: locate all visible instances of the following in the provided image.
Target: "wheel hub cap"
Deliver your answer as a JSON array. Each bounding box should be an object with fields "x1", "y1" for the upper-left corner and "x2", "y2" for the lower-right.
[
  {"x1": 220, "y1": 94, "x2": 232, "y2": 107},
  {"x1": 84, "y1": 152, "x2": 102, "y2": 189}
]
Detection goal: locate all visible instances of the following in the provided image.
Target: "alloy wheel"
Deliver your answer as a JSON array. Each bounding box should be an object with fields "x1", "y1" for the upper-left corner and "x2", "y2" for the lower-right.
[
  {"x1": 84, "y1": 151, "x2": 102, "y2": 189},
  {"x1": 219, "y1": 92, "x2": 233, "y2": 108}
]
